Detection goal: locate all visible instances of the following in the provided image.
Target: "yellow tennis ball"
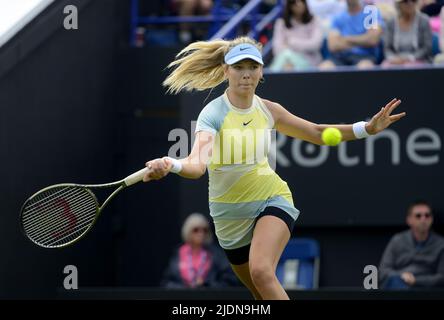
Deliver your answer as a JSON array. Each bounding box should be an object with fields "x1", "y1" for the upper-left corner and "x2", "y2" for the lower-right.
[{"x1": 322, "y1": 128, "x2": 342, "y2": 146}]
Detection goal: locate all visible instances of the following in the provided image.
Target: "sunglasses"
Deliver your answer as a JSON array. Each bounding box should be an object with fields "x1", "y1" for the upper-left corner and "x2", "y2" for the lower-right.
[
  {"x1": 414, "y1": 212, "x2": 431, "y2": 219},
  {"x1": 399, "y1": 0, "x2": 417, "y2": 3},
  {"x1": 192, "y1": 227, "x2": 208, "y2": 234}
]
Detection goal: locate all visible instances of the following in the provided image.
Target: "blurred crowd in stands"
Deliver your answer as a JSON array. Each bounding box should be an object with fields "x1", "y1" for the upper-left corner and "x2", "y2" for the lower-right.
[
  {"x1": 142, "y1": 0, "x2": 444, "y2": 70},
  {"x1": 270, "y1": 0, "x2": 444, "y2": 70}
]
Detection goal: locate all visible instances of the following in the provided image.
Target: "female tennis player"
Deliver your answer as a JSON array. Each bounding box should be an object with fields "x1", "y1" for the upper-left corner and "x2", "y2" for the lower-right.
[{"x1": 143, "y1": 36, "x2": 405, "y2": 300}]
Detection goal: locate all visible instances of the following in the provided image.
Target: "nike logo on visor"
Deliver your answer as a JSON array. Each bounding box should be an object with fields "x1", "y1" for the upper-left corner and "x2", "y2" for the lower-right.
[
  {"x1": 239, "y1": 47, "x2": 249, "y2": 51},
  {"x1": 243, "y1": 119, "x2": 253, "y2": 126}
]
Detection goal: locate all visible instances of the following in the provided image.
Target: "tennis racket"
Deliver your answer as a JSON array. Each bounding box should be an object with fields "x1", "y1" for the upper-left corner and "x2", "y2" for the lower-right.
[{"x1": 20, "y1": 167, "x2": 149, "y2": 249}]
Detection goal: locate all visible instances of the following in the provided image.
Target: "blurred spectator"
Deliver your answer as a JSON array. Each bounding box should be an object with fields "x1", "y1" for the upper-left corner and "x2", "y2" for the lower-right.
[
  {"x1": 307, "y1": 0, "x2": 347, "y2": 30},
  {"x1": 270, "y1": 0, "x2": 324, "y2": 71},
  {"x1": 170, "y1": 0, "x2": 213, "y2": 43},
  {"x1": 319, "y1": 0, "x2": 384, "y2": 69},
  {"x1": 433, "y1": 6, "x2": 444, "y2": 63},
  {"x1": 382, "y1": 0, "x2": 433, "y2": 66},
  {"x1": 161, "y1": 213, "x2": 239, "y2": 288},
  {"x1": 429, "y1": 12, "x2": 441, "y2": 33},
  {"x1": 379, "y1": 200, "x2": 444, "y2": 289}
]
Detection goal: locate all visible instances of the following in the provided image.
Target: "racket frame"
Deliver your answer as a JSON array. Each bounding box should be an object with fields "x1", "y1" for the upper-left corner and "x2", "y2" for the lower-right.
[{"x1": 20, "y1": 167, "x2": 149, "y2": 248}]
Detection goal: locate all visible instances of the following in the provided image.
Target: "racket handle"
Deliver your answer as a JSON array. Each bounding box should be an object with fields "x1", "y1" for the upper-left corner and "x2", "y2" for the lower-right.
[{"x1": 123, "y1": 167, "x2": 149, "y2": 186}]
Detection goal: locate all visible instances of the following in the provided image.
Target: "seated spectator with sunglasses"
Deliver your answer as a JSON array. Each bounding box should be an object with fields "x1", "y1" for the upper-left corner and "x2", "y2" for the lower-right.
[
  {"x1": 379, "y1": 200, "x2": 444, "y2": 289},
  {"x1": 161, "y1": 212, "x2": 239, "y2": 288}
]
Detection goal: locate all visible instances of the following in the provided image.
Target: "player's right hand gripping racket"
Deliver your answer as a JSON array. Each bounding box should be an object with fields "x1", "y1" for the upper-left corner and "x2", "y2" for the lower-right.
[{"x1": 20, "y1": 167, "x2": 149, "y2": 249}]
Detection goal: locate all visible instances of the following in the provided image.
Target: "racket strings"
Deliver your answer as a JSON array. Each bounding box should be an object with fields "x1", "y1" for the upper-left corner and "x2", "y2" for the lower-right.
[
  {"x1": 24, "y1": 193, "x2": 95, "y2": 238},
  {"x1": 21, "y1": 186, "x2": 98, "y2": 248},
  {"x1": 47, "y1": 219, "x2": 98, "y2": 247},
  {"x1": 23, "y1": 187, "x2": 89, "y2": 228},
  {"x1": 23, "y1": 187, "x2": 95, "y2": 240},
  {"x1": 23, "y1": 186, "x2": 75, "y2": 212},
  {"x1": 25, "y1": 191, "x2": 97, "y2": 247},
  {"x1": 23, "y1": 187, "x2": 91, "y2": 225}
]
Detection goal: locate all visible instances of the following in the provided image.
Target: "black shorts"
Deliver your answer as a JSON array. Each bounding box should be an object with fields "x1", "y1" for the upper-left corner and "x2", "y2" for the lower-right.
[{"x1": 223, "y1": 206, "x2": 296, "y2": 265}]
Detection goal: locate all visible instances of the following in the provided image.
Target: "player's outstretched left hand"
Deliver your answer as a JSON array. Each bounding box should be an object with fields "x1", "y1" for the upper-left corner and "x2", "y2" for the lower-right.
[{"x1": 366, "y1": 98, "x2": 406, "y2": 135}]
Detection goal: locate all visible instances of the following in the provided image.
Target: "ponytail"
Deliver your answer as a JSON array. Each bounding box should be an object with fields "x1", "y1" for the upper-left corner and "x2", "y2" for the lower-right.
[{"x1": 163, "y1": 36, "x2": 262, "y2": 94}]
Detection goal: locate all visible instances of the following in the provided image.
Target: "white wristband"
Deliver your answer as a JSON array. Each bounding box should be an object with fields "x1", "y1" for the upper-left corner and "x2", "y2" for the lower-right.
[
  {"x1": 166, "y1": 157, "x2": 182, "y2": 174},
  {"x1": 352, "y1": 121, "x2": 370, "y2": 139}
]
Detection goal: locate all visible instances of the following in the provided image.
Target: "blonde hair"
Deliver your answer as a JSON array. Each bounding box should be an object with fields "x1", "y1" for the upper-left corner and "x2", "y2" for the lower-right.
[
  {"x1": 163, "y1": 36, "x2": 263, "y2": 94},
  {"x1": 181, "y1": 213, "x2": 213, "y2": 245}
]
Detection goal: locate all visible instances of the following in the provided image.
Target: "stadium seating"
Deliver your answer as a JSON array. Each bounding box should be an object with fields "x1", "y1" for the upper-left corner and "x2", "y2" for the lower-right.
[{"x1": 276, "y1": 238, "x2": 320, "y2": 290}]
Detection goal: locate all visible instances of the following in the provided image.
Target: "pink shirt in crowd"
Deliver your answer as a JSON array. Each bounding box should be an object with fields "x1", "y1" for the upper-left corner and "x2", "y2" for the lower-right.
[{"x1": 272, "y1": 17, "x2": 324, "y2": 66}]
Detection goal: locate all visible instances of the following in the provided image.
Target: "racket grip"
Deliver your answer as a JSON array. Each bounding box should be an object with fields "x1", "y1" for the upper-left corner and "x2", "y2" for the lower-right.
[{"x1": 123, "y1": 168, "x2": 149, "y2": 186}]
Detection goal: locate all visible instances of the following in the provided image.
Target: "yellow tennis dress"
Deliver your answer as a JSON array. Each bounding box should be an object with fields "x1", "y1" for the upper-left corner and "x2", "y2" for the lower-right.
[{"x1": 195, "y1": 90, "x2": 300, "y2": 250}]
